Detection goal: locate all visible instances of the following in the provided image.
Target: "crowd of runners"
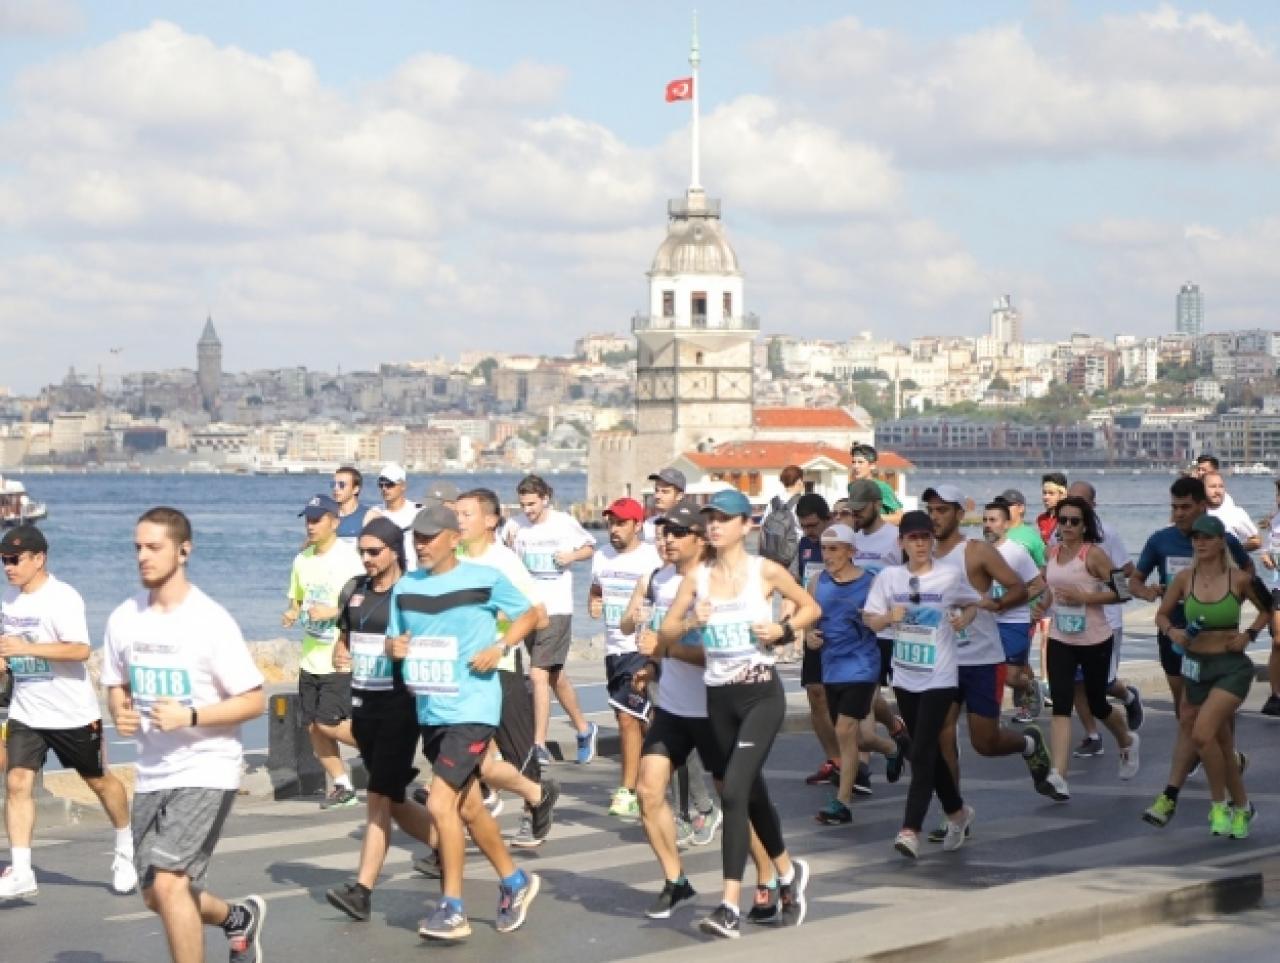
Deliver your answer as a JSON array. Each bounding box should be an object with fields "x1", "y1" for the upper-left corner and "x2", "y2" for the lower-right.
[{"x1": 1, "y1": 451, "x2": 1278, "y2": 960}]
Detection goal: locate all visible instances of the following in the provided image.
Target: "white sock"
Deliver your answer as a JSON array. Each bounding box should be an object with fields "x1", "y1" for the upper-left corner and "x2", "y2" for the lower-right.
[
  {"x1": 11, "y1": 847, "x2": 32, "y2": 876},
  {"x1": 115, "y1": 827, "x2": 134, "y2": 857},
  {"x1": 334, "y1": 775, "x2": 353, "y2": 791},
  {"x1": 777, "y1": 866, "x2": 795, "y2": 886},
  {"x1": 1122, "y1": 688, "x2": 1136, "y2": 705}
]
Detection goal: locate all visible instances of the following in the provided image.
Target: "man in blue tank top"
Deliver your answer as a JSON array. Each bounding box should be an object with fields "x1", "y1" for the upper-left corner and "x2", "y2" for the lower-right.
[{"x1": 332, "y1": 466, "x2": 372, "y2": 546}]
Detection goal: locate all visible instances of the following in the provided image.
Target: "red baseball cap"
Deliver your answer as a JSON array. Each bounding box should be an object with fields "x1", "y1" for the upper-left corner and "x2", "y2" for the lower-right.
[{"x1": 603, "y1": 498, "x2": 645, "y2": 523}]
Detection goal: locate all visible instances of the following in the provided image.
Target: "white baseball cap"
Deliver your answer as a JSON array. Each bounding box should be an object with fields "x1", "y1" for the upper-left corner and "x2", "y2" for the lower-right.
[
  {"x1": 819, "y1": 523, "x2": 856, "y2": 546},
  {"x1": 921, "y1": 484, "x2": 966, "y2": 508},
  {"x1": 378, "y1": 463, "x2": 407, "y2": 485}
]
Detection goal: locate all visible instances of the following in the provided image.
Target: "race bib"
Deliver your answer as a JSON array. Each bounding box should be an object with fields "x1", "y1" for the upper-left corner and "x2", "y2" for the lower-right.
[
  {"x1": 522, "y1": 551, "x2": 560, "y2": 578},
  {"x1": 1166, "y1": 557, "x2": 1192, "y2": 584},
  {"x1": 350, "y1": 631, "x2": 394, "y2": 691},
  {"x1": 893, "y1": 621, "x2": 939, "y2": 668},
  {"x1": 1181, "y1": 655, "x2": 1200, "y2": 683},
  {"x1": 403, "y1": 635, "x2": 459, "y2": 697},
  {"x1": 802, "y1": 562, "x2": 824, "y2": 587},
  {"x1": 300, "y1": 586, "x2": 339, "y2": 643},
  {"x1": 7, "y1": 655, "x2": 52, "y2": 680},
  {"x1": 129, "y1": 664, "x2": 194, "y2": 706},
  {"x1": 602, "y1": 586, "x2": 633, "y2": 629},
  {"x1": 702, "y1": 620, "x2": 757, "y2": 662},
  {"x1": 1054, "y1": 603, "x2": 1087, "y2": 635}
]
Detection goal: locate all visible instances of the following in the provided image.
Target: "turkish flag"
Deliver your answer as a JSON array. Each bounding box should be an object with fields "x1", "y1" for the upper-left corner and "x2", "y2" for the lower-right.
[{"x1": 665, "y1": 77, "x2": 694, "y2": 102}]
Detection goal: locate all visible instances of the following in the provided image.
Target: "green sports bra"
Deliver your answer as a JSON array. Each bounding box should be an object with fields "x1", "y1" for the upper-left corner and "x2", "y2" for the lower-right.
[{"x1": 1183, "y1": 570, "x2": 1242, "y2": 631}]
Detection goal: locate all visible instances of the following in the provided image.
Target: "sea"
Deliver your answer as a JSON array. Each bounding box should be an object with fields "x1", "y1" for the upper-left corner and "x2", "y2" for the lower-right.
[{"x1": 4, "y1": 469, "x2": 1278, "y2": 645}]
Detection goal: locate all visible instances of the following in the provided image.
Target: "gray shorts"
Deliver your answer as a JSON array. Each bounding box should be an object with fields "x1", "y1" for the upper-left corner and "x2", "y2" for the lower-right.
[
  {"x1": 527, "y1": 614, "x2": 573, "y2": 669},
  {"x1": 132, "y1": 787, "x2": 236, "y2": 892}
]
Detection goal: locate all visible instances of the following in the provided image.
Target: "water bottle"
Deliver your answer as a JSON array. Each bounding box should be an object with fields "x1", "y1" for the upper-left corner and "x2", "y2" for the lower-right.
[{"x1": 1173, "y1": 616, "x2": 1205, "y2": 656}]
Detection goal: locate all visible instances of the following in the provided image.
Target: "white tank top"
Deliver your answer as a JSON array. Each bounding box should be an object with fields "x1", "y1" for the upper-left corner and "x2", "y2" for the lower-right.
[
  {"x1": 694, "y1": 556, "x2": 776, "y2": 687},
  {"x1": 650, "y1": 566, "x2": 707, "y2": 718},
  {"x1": 933, "y1": 540, "x2": 1005, "y2": 666}
]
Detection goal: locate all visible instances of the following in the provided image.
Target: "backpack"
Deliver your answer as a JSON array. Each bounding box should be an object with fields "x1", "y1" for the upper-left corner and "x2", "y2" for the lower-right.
[{"x1": 759, "y1": 494, "x2": 801, "y2": 567}]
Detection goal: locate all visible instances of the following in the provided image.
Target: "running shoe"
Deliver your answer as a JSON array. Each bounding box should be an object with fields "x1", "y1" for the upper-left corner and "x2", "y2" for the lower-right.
[
  {"x1": 815, "y1": 798, "x2": 853, "y2": 825},
  {"x1": 699, "y1": 903, "x2": 742, "y2": 939},
  {"x1": 1043, "y1": 771, "x2": 1070, "y2": 802},
  {"x1": 1023, "y1": 725, "x2": 1052, "y2": 793},
  {"x1": 646, "y1": 878, "x2": 696, "y2": 919},
  {"x1": 0, "y1": 866, "x2": 37, "y2": 900},
  {"x1": 608, "y1": 787, "x2": 640, "y2": 820},
  {"x1": 1209, "y1": 801, "x2": 1233, "y2": 837},
  {"x1": 512, "y1": 812, "x2": 538, "y2": 850},
  {"x1": 804, "y1": 760, "x2": 840, "y2": 785},
  {"x1": 674, "y1": 815, "x2": 695, "y2": 849},
  {"x1": 483, "y1": 786, "x2": 504, "y2": 818},
  {"x1": 110, "y1": 851, "x2": 138, "y2": 895},
  {"x1": 1124, "y1": 686, "x2": 1144, "y2": 732},
  {"x1": 1024, "y1": 681, "x2": 1045, "y2": 720},
  {"x1": 886, "y1": 731, "x2": 911, "y2": 784},
  {"x1": 1118, "y1": 732, "x2": 1140, "y2": 781},
  {"x1": 894, "y1": 829, "x2": 920, "y2": 859},
  {"x1": 1011, "y1": 707, "x2": 1036, "y2": 725},
  {"x1": 942, "y1": 805, "x2": 976, "y2": 853},
  {"x1": 1141, "y1": 792, "x2": 1177, "y2": 828},
  {"x1": 1230, "y1": 802, "x2": 1257, "y2": 840},
  {"x1": 496, "y1": 871, "x2": 540, "y2": 933},
  {"x1": 533, "y1": 744, "x2": 554, "y2": 767},
  {"x1": 779, "y1": 857, "x2": 809, "y2": 927},
  {"x1": 320, "y1": 785, "x2": 359, "y2": 810},
  {"x1": 528, "y1": 779, "x2": 559, "y2": 843},
  {"x1": 1260, "y1": 694, "x2": 1280, "y2": 717},
  {"x1": 853, "y1": 763, "x2": 873, "y2": 796},
  {"x1": 576, "y1": 722, "x2": 599, "y2": 765},
  {"x1": 690, "y1": 804, "x2": 722, "y2": 847},
  {"x1": 1072, "y1": 735, "x2": 1104, "y2": 758},
  {"x1": 419, "y1": 899, "x2": 471, "y2": 941},
  {"x1": 413, "y1": 849, "x2": 443, "y2": 878},
  {"x1": 325, "y1": 881, "x2": 371, "y2": 922},
  {"x1": 747, "y1": 883, "x2": 780, "y2": 924},
  {"x1": 227, "y1": 894, "x2": 266, "y2": 963}
]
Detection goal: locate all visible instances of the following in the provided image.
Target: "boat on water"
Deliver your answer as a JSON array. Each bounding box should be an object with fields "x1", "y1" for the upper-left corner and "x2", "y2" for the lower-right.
[
  {"x1": 1230, "y1": 462, "x2": 1273, "y2": 476},
  {"x1": 0, "y1": 475, "x2": 48, "y2": 526}
]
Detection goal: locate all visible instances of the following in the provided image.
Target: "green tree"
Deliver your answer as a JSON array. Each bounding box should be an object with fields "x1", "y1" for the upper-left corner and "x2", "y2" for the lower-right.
[
  {"x1": 767, "y1": 337, "x2": 786, "y2": 379},
  {"x1": 471, "y1": 357, "x2": 499, "y2": 385}
]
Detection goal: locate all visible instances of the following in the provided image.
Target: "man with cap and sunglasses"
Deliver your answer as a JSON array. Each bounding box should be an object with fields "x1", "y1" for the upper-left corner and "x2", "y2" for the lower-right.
[
  {"x1": 849, "y1": 444, "x2": 904, "y2": 526},
  {"x1": 368, "y1": 463, "x2": 421, "y2": 572},
  {"x1": 590, "y1": 497, "x2": 663, "y2": 819},
  {"x1": 644, "y1": 468, "x2": 687, "y2": 545},
  {"x1": 0, "y1": 525, "x2": 138, "y2": 900},
  {"x1": 387, "y1": 502, "x2": 542, "y2": 941},
  {"x1": 283, "y1": 494, "x2": 364, "y2": 809}
]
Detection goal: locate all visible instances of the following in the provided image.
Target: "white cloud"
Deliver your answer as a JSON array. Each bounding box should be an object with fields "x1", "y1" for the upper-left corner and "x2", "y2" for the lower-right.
[{"x1": 0, "y1": 0, "x2": 81, "y2": 36}]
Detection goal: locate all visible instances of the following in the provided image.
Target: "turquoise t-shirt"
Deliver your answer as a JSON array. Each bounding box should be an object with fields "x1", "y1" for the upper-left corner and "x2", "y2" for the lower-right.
[{"x1": 386, "y1": 560, "x2": 531, "y2": 727}]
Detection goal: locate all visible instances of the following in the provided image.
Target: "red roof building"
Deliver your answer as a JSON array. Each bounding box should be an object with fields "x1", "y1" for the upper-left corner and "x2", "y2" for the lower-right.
[{"x1": 751, "y1": 406, "x2": 873, "y2": 451}]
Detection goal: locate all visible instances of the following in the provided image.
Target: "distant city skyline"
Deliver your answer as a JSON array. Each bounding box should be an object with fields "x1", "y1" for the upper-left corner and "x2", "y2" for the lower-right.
[{"x1": 4, "y1": 2, "x2": 1280, "y2": 392}]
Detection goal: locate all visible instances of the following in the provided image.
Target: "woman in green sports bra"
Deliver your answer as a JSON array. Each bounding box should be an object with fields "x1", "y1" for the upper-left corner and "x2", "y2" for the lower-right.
[{"x1": 1154, "y1": 514, "x2": 1270, "y2": 839}]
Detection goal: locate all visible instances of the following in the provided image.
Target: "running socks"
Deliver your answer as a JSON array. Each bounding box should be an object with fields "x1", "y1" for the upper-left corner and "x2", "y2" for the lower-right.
[
  {"x1": 502, "y1": 869, "x2": 529, "y2": 891},
  {"x1": 114, "y1": 827, "x2": 134, "y2": 857},
  {"x1": 334, "y1": 775, "x2": 353, "y2": 792},
  {"x1": 10, "y1": 848, "x2": 31, "y2": 875},
  {"x1": 1164, "y1": 785, "x2": 1180, "y2": 803},
  {"x1": 778, "y1": 866, "x2": 795, "y2": 887}
]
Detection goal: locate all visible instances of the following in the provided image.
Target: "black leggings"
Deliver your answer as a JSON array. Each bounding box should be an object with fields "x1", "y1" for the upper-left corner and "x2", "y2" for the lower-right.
[
  {"x1": 894, "y1": 686, "x2": 963, "y2": 832},
  {"x1": 706, "y1": 673, "x2": 787, "y2": 881},
  {"x1": 1047, "y1": 636, "x2": 1114, "y2": 721}
]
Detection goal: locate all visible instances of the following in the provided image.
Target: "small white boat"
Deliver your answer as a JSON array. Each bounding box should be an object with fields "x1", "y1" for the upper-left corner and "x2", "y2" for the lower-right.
[
  {"x1": 0, "y1": 475, "x2": 48, "y2": 526},
  {"x1": 1230, "y1": 462, "x2": 1272, "y2": 476}
]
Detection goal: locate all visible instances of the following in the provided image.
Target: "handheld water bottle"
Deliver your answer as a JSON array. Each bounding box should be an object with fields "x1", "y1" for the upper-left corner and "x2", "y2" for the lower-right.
[{"x1": 1173, "y1": 615, "x2": 1205, "y2": 656}]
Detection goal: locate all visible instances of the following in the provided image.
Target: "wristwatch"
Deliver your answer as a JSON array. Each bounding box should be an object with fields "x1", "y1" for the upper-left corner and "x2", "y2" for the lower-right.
[
  {"x1": 1247, "y1": 627, "x2": 1260, "y2": 642},
  {"x1": 779, "y1": 619, "x2": 796, "y2": 646}
]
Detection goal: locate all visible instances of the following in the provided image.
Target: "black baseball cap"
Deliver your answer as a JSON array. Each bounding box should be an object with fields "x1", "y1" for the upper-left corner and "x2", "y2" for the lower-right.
[
  {"x1": 995, "y1": 488, "x2": 1026, "y2": 507},
  {"x1": 660, "y1": 498, "x2": 705, "y2": 532},
  {"x1": 648, "y1": 467, "x2": 687, "y2": 491},
  {"x1": 898, "y1": 510, "x2": 933, "y2": 537},
  {"x1": 0, "y1": 524, "x2": 47, "y2": 554}
]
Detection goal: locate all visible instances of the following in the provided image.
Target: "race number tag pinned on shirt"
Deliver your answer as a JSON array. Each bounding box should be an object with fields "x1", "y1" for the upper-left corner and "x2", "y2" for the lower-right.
[
  {"x1": 6, "y1": 655, "x2": 52, "y2": 681},
  {"x1": 300, "y1": 586, "x2": 339, "y2": 643},
  {"x1": 803, "y1": 562, "x2": 824, "y2": 588},
  {"x1": 1166, "y1": 557, "x2": 1192, "y2": 583},
  {"x1": 522, "y1": 551, "x2": 559, "y2": 578},
  {"x1": 1181, "y1": 655, "x2": 1201, "y2": 683},
  {"x1": 1054, "y1": 603, "x2": 1087, "y2": 635},
  {"x1": 404, "y1": 636, "x2": 459, "y2": 697},
  {"x1": 350, "y1": 631, "x2": 393, "y2": 691},
  {"x1": 702, "y1": 620, "x2": 756, "y2": 663},
  {"x1": 129, "y1": 659, "x2": 194, "y2": 732},
  {"x1": 893, "y1": 621, "x2": 938, "y2": 668}
]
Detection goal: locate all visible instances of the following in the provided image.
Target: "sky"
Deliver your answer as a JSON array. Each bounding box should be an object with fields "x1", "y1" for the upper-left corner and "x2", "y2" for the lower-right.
[{"x1": 3, "y1": 1, "x2": 1280, "y2": 393}]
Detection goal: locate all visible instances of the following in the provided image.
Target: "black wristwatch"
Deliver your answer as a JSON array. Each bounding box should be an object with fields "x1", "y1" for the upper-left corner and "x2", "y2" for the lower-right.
[{"x1": 779, "y1": 619, "x2": 796, "y2": 646}]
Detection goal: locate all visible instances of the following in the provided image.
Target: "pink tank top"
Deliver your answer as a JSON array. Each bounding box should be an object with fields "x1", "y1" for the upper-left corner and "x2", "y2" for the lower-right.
[{"x1": 1046, "y1": 545, "x2": 1112, "y2": 645}]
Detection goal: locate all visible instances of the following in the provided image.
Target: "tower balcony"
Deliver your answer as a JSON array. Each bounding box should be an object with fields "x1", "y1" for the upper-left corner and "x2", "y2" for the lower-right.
[{"x1": 631, "y1": 312, "x2": 759, "y2": 333}]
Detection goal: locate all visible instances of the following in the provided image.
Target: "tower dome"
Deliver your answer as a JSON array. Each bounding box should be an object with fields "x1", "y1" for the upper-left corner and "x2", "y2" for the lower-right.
[{"x1": 649, "y1": 191, "x2": 740, "y2": 277}]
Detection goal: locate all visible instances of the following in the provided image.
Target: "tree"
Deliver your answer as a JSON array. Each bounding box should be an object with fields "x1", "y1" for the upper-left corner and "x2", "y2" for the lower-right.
[
  {"x1": 766, "y1": 337, "x2": 786, "y2": 379},
  {"x1": 471, "y1": 357, "x2": 499, "y2": 385},
  {"x1": 600, "y1": 348, "x2": 636, "y2": 366},
  {"x1": 988, "y1": 374, "x2": 1010, "y2": 391}
]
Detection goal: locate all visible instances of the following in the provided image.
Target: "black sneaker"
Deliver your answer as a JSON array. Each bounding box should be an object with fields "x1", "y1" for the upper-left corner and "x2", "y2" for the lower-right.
[
  {"x1": 699, "y1": 903, "x2": 741, "y2": 939},
  {"x1": 645, "y1": 878, "x2": 696, "y2": 919},
  {"x1": 413, "y1": 849, "x2": 442, "y2": 879},
  {"x1": 1072, "y1": 736, "x2": 1104, "y2": 758},
  {"x1": 226, "y1": 895, "x2": 266, "y2": 963},
  {"x1": 529, "y1": 779, "x2": 560, "y2": 842},
  {"x1": 885, "y1": 732, "x2": 911, "y2": 784},
  {"x1": 325, "y1": 881, "x2": 370, "y2": 922},
  {"x1": 1125, "y1": 686, "x2": 1144, "y2": 732},
  {"x1": 779, "y1": 858, "x2": 809, "y2": 927},
  {"x1": 1261, "y1": 694, "x2": 1280, "y2": 717},
  {"x1": 746, "y1": 884, "x2": 779, "y2": 924},
  {"x1": 320, "y1": 785, "x2": 358, "y2": 810},
  {"x1": 853, "y1": 763, "x2": 873, "y2": 796}
]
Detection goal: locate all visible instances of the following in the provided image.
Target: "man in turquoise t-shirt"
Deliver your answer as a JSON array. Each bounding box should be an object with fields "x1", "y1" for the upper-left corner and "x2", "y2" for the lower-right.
[
  {"x1": 386, "y1": 503, "x2": 541, "y2": 943},
  {"x1": 994, "y1": 489, "x2": 1047, "y2": 567}
]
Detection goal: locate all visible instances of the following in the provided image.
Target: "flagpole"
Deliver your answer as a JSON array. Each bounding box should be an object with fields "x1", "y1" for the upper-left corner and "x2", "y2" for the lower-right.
[{"x1": 689, "y1": 11, "x2": 701, "y2": 191}]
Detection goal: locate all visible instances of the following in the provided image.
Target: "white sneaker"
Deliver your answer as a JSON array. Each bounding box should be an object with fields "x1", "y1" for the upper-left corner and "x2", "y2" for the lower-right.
[
  {"x1": 942, "y1": 805, "x2": 976, "y2": 852},
  {"x1": 0, "y1": 866, "x2": 38, "y2": 900},
  {"x1": 1118, "y1": 732, "x2": 1141, "y2": 781},
  {"x1": 484, "y1": 788, "x2": 504, "y2": 818},
  {"x1": 1044, "y1": 771, "x2": 1070, "y2": 801},
  {"x1": 111, "y1": 852, "x2": 138, "y2": 895}
]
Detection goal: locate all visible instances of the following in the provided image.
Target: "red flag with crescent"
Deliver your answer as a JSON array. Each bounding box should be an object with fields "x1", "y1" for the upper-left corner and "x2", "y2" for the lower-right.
[{"x1": 665, "y1": 77, "x2": 693, "y2": 102}]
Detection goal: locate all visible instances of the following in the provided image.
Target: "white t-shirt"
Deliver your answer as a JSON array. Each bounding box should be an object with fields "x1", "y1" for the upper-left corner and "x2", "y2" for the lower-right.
[
  {"x1": 511, "y1": 510, "x2": 596, "y2": 616},
  {"x1": 1210, "y1": 501, "x2": 1259, "y2": 547},
  {"x1": 648, "y1": 566, "x2": 707, "y2": 718},
  {"x1": 853, "y1": 523, "x2": 902, "y2": 576},
  {"x1": 377, "y1": 502, "x2": 422, "y2": 572},
  {"x1": 865, "y1": 565, "x2": 963, "y2": 693},
  {"x1": 466, "y1": 542, "x2": 543, "y2": 672},
  {"x1": 991, "y1": 539, "x2": 1039, "y2": 625},
  {"x1": 933, "y1": 540, "x2": 1005, "y2": 666},
  {"x1": 101, "y1": 585, "x2": 264, "y2": 793},
  {"x1": 1, "y1": 576, "x2": 100, "y2": 729},
  {"x1": 591, "y1": 542, "x2": 663, "y2": 656}
]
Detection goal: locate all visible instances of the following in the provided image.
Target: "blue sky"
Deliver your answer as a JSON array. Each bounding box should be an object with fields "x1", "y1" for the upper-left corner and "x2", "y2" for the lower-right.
[{"x1": 3, "y1": 1, "x2": 1279, "y2": 391}]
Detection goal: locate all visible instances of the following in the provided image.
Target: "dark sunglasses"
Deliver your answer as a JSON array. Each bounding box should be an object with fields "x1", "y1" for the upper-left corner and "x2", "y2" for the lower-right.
[
  {"x1": 908, "y1": 574, "x2": 921, "y2": 606},
  {"x1": 1, "y1": 553, "x2": 25, "y2": 566},
  {"x1": 359, "y1": 546, "x2": 386, "y2": 557},
  {"x1": 1057, "y1": 515, "x2": 1084, "y2": 526},
  {"x1": 377, "y1": 479, "x2": 399, "y2": 489}
]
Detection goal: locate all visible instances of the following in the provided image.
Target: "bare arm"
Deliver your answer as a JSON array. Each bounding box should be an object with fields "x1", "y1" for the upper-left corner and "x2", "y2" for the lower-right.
[
  {"x1": 1153, "y1": 569, "x2": 1189, "y2": 636},
  {"x1": 0, "y1": 638, "x2": 90, "y2": 663},
  {"x1": 657, "y1": 574, "x2": 699, "y2": 646},
  {"x1": 977, "y1": 543, "x2": 1028, "y2": 612}
]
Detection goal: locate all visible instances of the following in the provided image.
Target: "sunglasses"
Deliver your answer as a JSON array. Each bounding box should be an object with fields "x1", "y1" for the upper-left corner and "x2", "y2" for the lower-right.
[
  {"x1": 1, "y1": 553, "x2": 25, "y2": 566},
  {"x1": 661, "y1": 525, "x2": 695, "y2": 539},
  {"x1": 908, "y1": 575, "x2": 921, "y2": 606},
  {"x1": 358, "y1": 546, "x2": 386, "y2": 557},
  {"x1": 1057, "y1": 515, "x2": 1084, "y2": 526},
  {"x1": 377, "y1": 479, "x2": 400, "y2": 489}
]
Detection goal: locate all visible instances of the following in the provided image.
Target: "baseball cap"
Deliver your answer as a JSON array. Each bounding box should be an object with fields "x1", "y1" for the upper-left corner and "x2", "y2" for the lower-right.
[
  {"x1": 921, "y1": 484, "x2": 966, "y2": 508},
  {"x1": 412, "y1": 503, "x2": 460, "y2": 538},
  {"x1": 820, "y1": 523, "x2": 856, "y2": 546},
  {"x1": 898, "y1": 510, "x2": 934, "y2": 537},
  {"x1": 423, "y1": 479, "x2": 459, "y2": 504},
  {"x1": 378, "y1": 463, "x2": 407, "y2": 485},
  {"x1": 832, "y1": 498, "x2": 852, "y2": 514},
  {"x1": 846, "y1": 478, "x2": 882, "y2": 508},
  {"x1": 0, "y1": 524, "x2": 47, "y2": 555},
  {"x1": 299, "y1": 494, "x2": 341, "y2": 520},
  {"x1": 647, "y1": 467, "x2": 687, "y2": 491},
  {"x1": 702, "y1": 489, "x2": 752, "y2": 518},
  {"x1": 660, "y1": 498, "x2": 705, "y2": 532},
  {"x1": 995, "y1": 488, "x2": 1026, "y2": 507},
  {"x1": 1191, "y1": 514, "x2": 1225, "y2": 538},
  {"x1": 603, "y1": 497, "x2": 645, "y2": 523}
]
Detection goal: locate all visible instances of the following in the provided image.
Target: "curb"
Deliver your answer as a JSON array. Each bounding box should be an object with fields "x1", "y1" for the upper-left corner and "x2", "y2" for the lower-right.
[{"x1": 618, "y1": 867, "x2": 1262, "y2": 963}]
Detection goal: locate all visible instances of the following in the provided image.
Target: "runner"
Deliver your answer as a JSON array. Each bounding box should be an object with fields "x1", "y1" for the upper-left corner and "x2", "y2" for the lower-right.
[
  {"x1": 102, "y1": 507, "x2": 266, "y2": 962},
  {"x1": 331, "y1": 466, "x2": 372, "y2": 546},
  {"x1": 509, "y1": 474, "x2": 599, "y2": 765},
  {"x1": 863, "y1": 511, "x2": 974, "y2": 859},
  {"x1": 1260, "y1": 479, "x2": 1280, "y2": 716},
  {"x1": 324, "y1": 517, "x2": 437, "y2": 922},
  {"x1": 1204, "y1": 471, "x2": 1262, "y2": 551},
  {"x1": 659, "y1": 488, "x2": 816, "y2": 938},
  {"x1": 924, "y1": 485, "x2": 1052, "y2": 828},
  {"x1": 1037, "y1": 495, "x2": 1139, "y2": 800},
  {"x1": 0, "y1": 525, "x2": 137, "y2": 901},
  {"x1": 454, "y1": 488, "x2": 559, "y2": 850},
  {"x1": 368, "y1": 463, "x2": 421, "y2": 572},
  {"x1": 590, "y1": 497, "x2": 662, "y2": 819},
  {"x1": 1129, "y1": 476, "x2": 1253, "y2": 822},
  {"x1": 1150, "y1": 514, "x2": 1267, "y2": 838},
  {"x1": 993, "y1": 489, "x2": 1047, "y2": 566},
  {"x1": 1037, "y1": 472, "x2": 1068, "y2": 543},
  {"x1": 808, "y1": 523, "x2": 906, "y2": 826},
  {"x1": 643, "y1": 467, "x2": 686, "y2": 544},
  {"x1": 387, "y1": 504, "x2": 542, "y2": 941},
  {"x1": 1191, "y1": 454, "x2": 1219, "y2": 479},
  {"x1": 282, "y1": 494, "x2": 364, "y2": 809},
  {"x1": 793, "y1": 494, "x2": 844, "y2": 790},
  {"x1": 849, "y1": 444, "x2": 904, "y2": 525},
  {"x1": 981, "y1": 501, "x2": 1045, "y2": 723}
]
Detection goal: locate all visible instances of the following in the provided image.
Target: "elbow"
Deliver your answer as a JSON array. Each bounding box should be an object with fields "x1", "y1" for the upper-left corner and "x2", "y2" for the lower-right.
[{"x1": 245, "y1": 688, "x2": 267, "y2": 717}]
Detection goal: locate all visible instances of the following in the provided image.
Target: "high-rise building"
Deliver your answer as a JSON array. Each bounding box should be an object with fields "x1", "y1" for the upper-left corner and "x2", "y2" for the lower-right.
[
  {"x1": 197, "y1": 315, "x2": 222, "y2": 415},
  {"x1": 1176, "y1": 282, "x2": 1203, "y2": 337},
  {"x1": 990, "y1": 294, "x2": 1021, "y2": 344}
]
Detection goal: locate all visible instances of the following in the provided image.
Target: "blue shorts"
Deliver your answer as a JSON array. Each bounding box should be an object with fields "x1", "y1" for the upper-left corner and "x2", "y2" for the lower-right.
[
  {"x1": 998, "y1": 622, "x2": 1031, "y2": 665},
  {"x1": 954, "y1": 663, "x2": 1007, "y2": 719}
]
